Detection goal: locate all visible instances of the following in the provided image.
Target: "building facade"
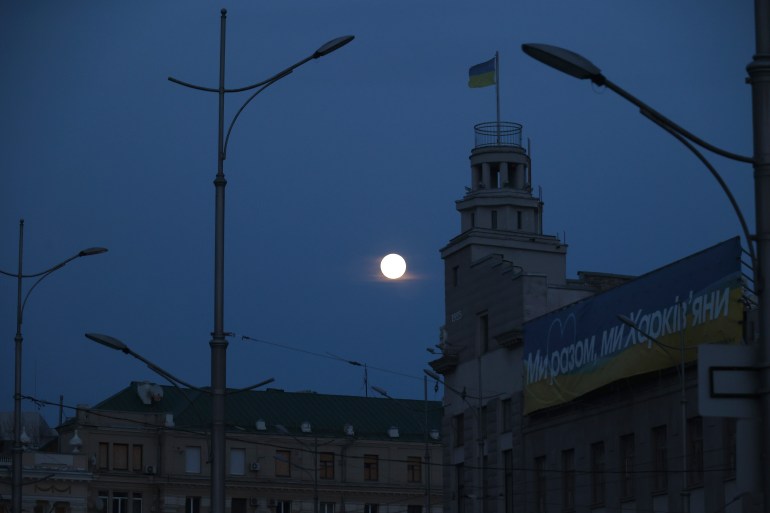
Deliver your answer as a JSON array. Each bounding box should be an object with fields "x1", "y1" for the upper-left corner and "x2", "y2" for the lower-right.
[
  {"x1": 2, "y1": 385, "x2": 443, "y2": 513},
  {"x1": 0, "y1": 412, "x2": 91, "y2": 513},
  {"x1": 429, "y1": 121, "x2": 748, "y2": 513}
]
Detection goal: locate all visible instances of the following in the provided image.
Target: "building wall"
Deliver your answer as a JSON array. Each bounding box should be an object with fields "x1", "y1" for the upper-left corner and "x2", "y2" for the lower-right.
[
  {"x1": 519, "y1": 367, "x2": 737, "y2": 513},
  {"x1": 432, "y1": 245, "x2": 594, "y2": 513},
  {"x1": 53, "y1": 400, "x2": 442, "y2": 513},
  {"x1": 431, "y1": 129, "x2": 741, "y2": 513},
  {"x1": 0, "y1": 412, "x2": 90, "y2": 513}
]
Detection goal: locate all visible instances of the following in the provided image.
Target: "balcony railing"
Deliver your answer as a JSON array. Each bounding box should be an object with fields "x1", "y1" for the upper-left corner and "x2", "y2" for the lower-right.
[{"x1": 474, "y1": 121, "x2": 523, "y2": 149}]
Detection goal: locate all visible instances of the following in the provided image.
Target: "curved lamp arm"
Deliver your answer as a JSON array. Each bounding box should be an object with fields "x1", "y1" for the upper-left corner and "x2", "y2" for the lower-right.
[
  {"x1": 167, "y1": 35, "x2": 353, "y2": 94},
  {"x1": 168, "y1": 35, "x2": 354, "y2": 161},
  {"x1": 0, "y1": 247, "x2": 107, "y2": 279},
  {"x1": 521, "y1": 43, "x2": 753, "y2": 163},
  {"x1": 2, "y1": 247, "x2": 108, "y2": 326},
  {"x1": 424, "y1": 369, "x2": 477, "y2": 408},
  {"x1": 617, "y1": 315, "x2": 684, "y2": 378},
  {"x1": 638, "y1": 108, "x2": 757, "y2": 272},
  {"x1": 85, "y1": 332, "x2": 274, "y2": 394},
  {"x1": 85, "y1": 333, "x2": 202, "y2": 390}
]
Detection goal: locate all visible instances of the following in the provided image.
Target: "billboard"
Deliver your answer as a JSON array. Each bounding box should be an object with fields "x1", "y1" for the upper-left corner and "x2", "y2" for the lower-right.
[{"x1": 523, "y1": 237, "x2": 744, "y2": 414}]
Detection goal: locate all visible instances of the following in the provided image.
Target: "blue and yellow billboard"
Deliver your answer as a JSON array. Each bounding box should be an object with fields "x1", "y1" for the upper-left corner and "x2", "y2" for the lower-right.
[{"x1": 523, "y1": 237, "x2": 744, "y2": 414}]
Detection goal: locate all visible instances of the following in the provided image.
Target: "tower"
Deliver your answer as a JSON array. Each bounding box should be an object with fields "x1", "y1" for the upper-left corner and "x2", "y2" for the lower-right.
[
  {"x1": 430, "y1": 121, "x2": 593, "y2": 513},
  {"x1": 441, "y1": 121, "x2": 567, "y2": 281}
]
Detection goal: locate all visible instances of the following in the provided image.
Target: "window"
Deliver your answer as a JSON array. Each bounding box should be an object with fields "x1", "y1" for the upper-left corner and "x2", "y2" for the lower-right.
[
  {"x1": 407, "y1": 456, "x2": 422, "y2": 483},
  {"x1": 452, "y1": 266, "x2": 459, "y2": 287},
  {"x1": 724, "y1": 418, "x2": 737, "y2": 479},
  {"x1": 620, "y1": 434, "x2": 635, "y2": 500},
  {"x1": 131, "y1": 494, "x2": 142, "y2": 513},
  {"x1": 534, "y1": 456, "x2": 546, "y2": 513},
  {"x1": 478, "y1": 313, "x2": 489, "y2": 353},
  {"x1": 562, "y1": 449, "x2": 575, "y2": 512},
  {"x1": 651, "y1": 425, "x2": 668, "y2": 492},
  {"x1": 456, "y1": 463, "x2": 465, "y2": 513},
  {"x1": 230, "y1": 448, "x2": 245, "y2": 475},
  {"x1": 454, "y1": 414, "x2": 464, "y2": 447},
  {"x1": 113, "y1": 444, "x2": 129, "y2": 470},
  {"x1": 687, "y1": 417, "x2": 704, "y2": 487},
  {"x1": 231, "y1": 499, "x2": 247, "y2": 513},
  {"x1": 275, "y1": 501, "x2": 291, "y2": 513},
  {"x1": 320, "y1": 452, "x2": 335, "y2": 480},
  {"x1": 590, "y1": 441, "x2": 605, "y2": 505},
  {"x1": 98, "y1": 491, "x2": 109, "y2": 513},
  {"x1": 97, "y1": 492, "x2": 141, "y2": 513},
  {"x1": 96, "y1": 443, "x2": 142, "y2": 472},
  {"x1": 517, "y1": 211, "x2": 522, "y2": 230},
  {"x1": 491, "y1": 210, "x2": 498, "y2": 229},
  {"x1": 364, "y1": 454, "x2": 379, "y2": 481},
  {"x1": 275, "y1": 450, "x2": 291, "y2": 477},
  {"x1": 185, "y1": 497, "x2": 200, "y2": 513},
  {"x1": 407, "y1": 506, "x2": 422, "y2": 513},
  {"x1": 98, "y1": 443, "x2": 109, "y2": 470},
  {"x1": 320, "y1": 503, "x2": 335, "y2": 513},
  {"x1": 503, "y1": 450, "x2": 513, "y2": 513},
  {"x1": 132, "y1": 445, "x2": 143, "y2": 472},
  {"x1": 364, "y1": 505, "x2": 378, "y2": 513},
  {"x1": 501, "y1": 398, "x2": 512, "y2": 433},
  {"x1": 185, "y1": 446, "x2": 201, "y2": 474},
  {"x1": 471, "y1": 212, "x2": 476, "y2": 228},
  {"x1": 112, "y1": 493, "x2": 128, "y2": 513}
]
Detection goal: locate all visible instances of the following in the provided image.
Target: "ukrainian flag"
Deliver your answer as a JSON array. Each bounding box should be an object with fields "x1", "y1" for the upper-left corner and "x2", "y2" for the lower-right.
[{"x1": 468, "y1": 57, "x2": 496, "y2": 88}]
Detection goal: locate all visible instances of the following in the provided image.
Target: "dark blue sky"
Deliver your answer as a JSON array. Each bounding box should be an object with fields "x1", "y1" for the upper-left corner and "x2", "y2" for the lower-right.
[{"x1": 1, "y1": 1, "x2": 755, "y2": 425}]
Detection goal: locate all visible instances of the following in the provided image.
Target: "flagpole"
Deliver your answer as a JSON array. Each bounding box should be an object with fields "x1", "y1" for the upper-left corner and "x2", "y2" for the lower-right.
[{"x1": 495, "y1": 50, "x2": 501, "y2": 144}]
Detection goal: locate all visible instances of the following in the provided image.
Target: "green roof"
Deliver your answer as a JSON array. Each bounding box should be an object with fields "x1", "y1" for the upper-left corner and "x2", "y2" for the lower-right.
[{"x1": 92, "y1": 382, "x2": 442, "y2": 443}]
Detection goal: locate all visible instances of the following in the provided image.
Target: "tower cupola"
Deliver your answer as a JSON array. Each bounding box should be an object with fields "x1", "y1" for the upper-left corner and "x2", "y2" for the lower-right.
[
  {"x1": 441, "y1": 121, "x2": 566, "y2": 280},
  {"x1": 460, "y1": 122, "x2": 541, "y2": 234}
]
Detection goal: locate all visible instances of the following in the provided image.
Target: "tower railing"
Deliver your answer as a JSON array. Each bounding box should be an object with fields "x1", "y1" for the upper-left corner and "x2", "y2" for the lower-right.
[{"x1": 474, "y1": 122, "x2": 523, "y2": 149}]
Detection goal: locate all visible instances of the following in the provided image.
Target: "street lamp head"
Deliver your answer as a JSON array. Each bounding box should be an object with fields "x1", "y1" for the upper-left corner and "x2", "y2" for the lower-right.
[
  {"x1": 521, "y1": 43, "x2": 604, "y2": 83},
  {"x1": 85, "y1": 332, "x2": 130, "y2": 353},
  {"x1": 313, "y1": 35, "x2": 355, "y2": 59},
  {"x1": 616, "y1": 314, "x2": 637, "y2": 329},
  {"x1": 79, "y1": 247, "x2": 108, "y2": 257},
  {"x1": 371, "y1": 385, "x2": 390, "y2": 398}
]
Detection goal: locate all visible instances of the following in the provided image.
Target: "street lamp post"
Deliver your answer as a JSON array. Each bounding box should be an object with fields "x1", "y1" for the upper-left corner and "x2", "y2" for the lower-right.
[
  {"x1": 84, "y1": 332, "x2": 275, "y2": 394},
  {"x1": 0, "y1": 219, "x2": 107, "y2": 513},
  {"x1": 275, "y1": 424, "x2": 319, "y2": 513},
  {"x1": 618, "y1": 315, "x2": 689, "y2": 512},
  {"x1": 371, "y1": 380, "x2": 434, "y2": 513},
  {"x1": 424, "y1": 369, "x2": 482, "y2": 513},
  {"x1": 522, "y1": 7, "x2": 770, "y2": 507},
  {"x1": 168, "y1": 11, "x2": 353, "y2": 513}
]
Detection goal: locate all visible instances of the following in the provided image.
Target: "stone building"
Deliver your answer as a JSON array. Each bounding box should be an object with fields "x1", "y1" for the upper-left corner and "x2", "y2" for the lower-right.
[
  {"x1": 429, "y1": 121, "x2": 748, "y2": 513},
  {"x1": 0, "y1": 412, "x2": 90, "y2": 513},
  {"x1": 4, "y1": 385, "x2": 443, "y2": 513}
]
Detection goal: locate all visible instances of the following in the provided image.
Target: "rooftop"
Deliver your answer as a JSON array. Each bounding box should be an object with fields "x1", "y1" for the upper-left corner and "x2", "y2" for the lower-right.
[{"x1": 74, "y1": 382, "x2": 442, "y2": 443}]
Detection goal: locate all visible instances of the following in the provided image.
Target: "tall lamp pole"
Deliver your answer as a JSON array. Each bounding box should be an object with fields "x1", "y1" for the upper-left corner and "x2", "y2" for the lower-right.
[
  {"x1": 522, "y1": 2, "x2": 770, "y2": 507},
  {"x1": 168, "y1": 11, "x2": 353, "y2": 513},
  {"x1": 424, "y1": 369, "x2": 481, "y2": 513},
  {"x1": 275, "y1": 424, "x2": 319, "y2": 513},
  {"x1": 1, "y1": 219, "x2": 107, "y2": 513},
  {"x1": 371, "y1": 381, "x2": 435, "y2": 513},
  {"x1": 618, "y1": 315, "x2": 689, "y2": 512}
]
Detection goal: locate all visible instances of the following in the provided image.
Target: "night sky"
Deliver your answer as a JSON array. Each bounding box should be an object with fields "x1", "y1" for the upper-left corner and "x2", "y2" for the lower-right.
[{"x1": 1, "y1": 1, "x2": 755, "y2": 426}]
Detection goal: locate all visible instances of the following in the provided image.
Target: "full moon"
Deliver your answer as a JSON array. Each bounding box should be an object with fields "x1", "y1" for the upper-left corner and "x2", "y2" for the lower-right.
[{"x1": 380, "y1": 253, "x2": 407, "y2": 279}]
